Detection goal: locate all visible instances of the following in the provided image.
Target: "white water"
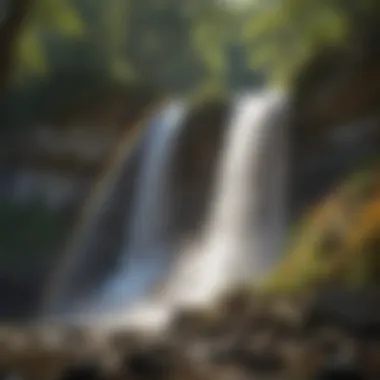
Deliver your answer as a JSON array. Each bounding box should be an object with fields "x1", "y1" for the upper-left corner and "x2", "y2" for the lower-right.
[
  {"x1": 83, "y1": 92, "x2": 288, "y2": 332},
  {"x1": 43, "y1": 93, "x2": 288, "y2": 334},
  {"x1": 162, "y1": 92, "x2": 288, "y2": 308},
  {"x1": 81, "y1": 101, "x2": 187, "y2": 313}
]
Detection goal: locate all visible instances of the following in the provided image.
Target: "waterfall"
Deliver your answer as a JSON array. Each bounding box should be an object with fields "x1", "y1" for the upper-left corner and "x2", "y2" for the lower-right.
[
  {"x1": 40, "y1": 92, "x2": 288, "y2": 334},
  {"x1": 162, "y1": 91, "x2": 288, "y2": 308},
  {"x1": 41, "y1": 110, "x2": 148, "y2": 317},
  {"x1": 85, "y1": 101, "x2": 187, "y2": 313}
]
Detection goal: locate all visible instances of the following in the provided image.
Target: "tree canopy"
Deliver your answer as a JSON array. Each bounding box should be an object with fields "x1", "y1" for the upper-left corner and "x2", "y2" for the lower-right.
[{"x1": 4, "y1": 0, "x2": 380, "y2": 95}]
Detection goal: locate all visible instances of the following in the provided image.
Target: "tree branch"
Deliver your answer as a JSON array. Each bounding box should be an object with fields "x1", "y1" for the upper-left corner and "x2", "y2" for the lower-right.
[{"x1": 0, "y1": 0, "x2": 32, "y2": 92}]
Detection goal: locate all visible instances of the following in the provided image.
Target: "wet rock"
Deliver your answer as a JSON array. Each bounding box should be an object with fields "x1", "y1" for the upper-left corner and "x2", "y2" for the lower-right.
[
  {"x1": 210, "y1": 333, "x2": 286, "y2": 377},
  {"x1": 170, "y1": 99, "x2": 229, "y2": 238},
  {"x1": 310, "y1": 327, "x2": 354, "y2": 355},
  {"x1": 0, "y1": 370, "x2": 14, "y2": 380},
  {"x1": 222, "y1": 348, "x2": 285, "y2": 376},
  {"x1": 122, "y1": 342, "x2": 180, "y2": 379},
  {"x1": 314, "y1": 366, "x2": 365, "y2": 380},
  {"x1": 119, "y1": 338, "x2": 211, "y2": 380},
  {"x1": 58, "y1": 363, "x2": 106, "y2": 380},
  {"x1": 107, "y1": 330, "x2": 141, "y2": 355},
  {"x1": 356, "y1": 323, "x2": 380, "y2": 380},
  {"x1": 0, "y1": 327, "x2": 32, "y2": 369},
  {"x1": 215, "y1": 289, "x2": 277, "y2": 338},
  {"x1": 355, "y1": 322, "x2": 380, "y2": 342},
  {"x1": 0, "y1": 373, "x2": 24, "y2": 380},
  {"x1": 0, "y1": 288, "x2": 378, "y2": 380},
  {"x1": 186, "y1": 339, "x2": 221, "y2": 364},
  {"x1": 219, "y1": 288, "x2": 255, "y2": 316},
  {"x1": 171, "y1": 308, "x2": 225, "y2": 341},
  {"x1": 270, "y1": 295, "x2": 312, "y2": 327},
  {"x1": 304, "y1": 288, "x2": 380, "y2": 332},
  {"x1": 280, "y1": 339, "x2": 317, "y2": 379}
]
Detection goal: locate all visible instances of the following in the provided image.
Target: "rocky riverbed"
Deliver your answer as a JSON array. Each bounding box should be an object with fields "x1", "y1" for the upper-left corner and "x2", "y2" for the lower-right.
[{"x1": 0, "y1": 288, "x2": 378, "y2": 380}]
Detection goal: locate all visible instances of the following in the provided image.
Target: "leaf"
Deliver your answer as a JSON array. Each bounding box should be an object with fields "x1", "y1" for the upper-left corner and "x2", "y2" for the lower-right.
[
  {"x1": 15, "y1": 22, "x2": 48, "y2": 75},
  {"x1": 192, "y1": 21, "x2": 227, "y2": 74},
  {"x1": 34, "y1": 0, "x2": 85, "y2": 37},
  {"x1": 110, "y1": 59, "x2": 136, "y2": 81}
]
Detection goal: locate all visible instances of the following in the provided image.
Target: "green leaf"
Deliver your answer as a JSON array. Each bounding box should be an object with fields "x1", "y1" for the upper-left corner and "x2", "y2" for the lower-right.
[
  {"x1": 110, "y1": 59, "x2": 136, "y2": 81},
  {"x1": 34, "y1": 0, "x2": 85, "y2": 37},
  {"x1": 15, "y1": 23, "x2": 48, "y2": 75}
]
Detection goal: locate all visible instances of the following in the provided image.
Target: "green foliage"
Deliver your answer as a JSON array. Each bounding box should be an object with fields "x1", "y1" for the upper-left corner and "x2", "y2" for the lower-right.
[
  {"x1": 9, "y1": 0, "x2": 265, "y2": 94},
  {"x1": 240, "y1": 0, "x2": 380, "y2": 85},
  {"x1": 34, "y1": 0, "x2": 85, "y2": 37},
  {"x1": 15, "y1": 23, "x2": 48, "y2": 76},
  {"x1": 73, "y1": 0, "x2": 134, "y2": 81},
  {"x1": 264, "y1": 162, "x2": 380, "y2": 292},
  {"x1": 190, "y1": 3, "x2": 232, "y2": 82},
  {"x1": 242, "y1": 0, "x2": 350, "y2": 85},
  {"x1": 13, "y1": 0, "x2": 85, "y2": 80},
  {"x1": 9, "y1": 0, "x2": 380, "y2": 96}
]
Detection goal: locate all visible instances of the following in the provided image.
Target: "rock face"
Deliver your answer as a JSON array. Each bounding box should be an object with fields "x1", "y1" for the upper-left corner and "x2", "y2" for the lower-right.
[
  {"x1": 292, "y1": 41, "x2": 380, "y2": 144},
  {"x1": 0, "y1": 289, "x2": 378, "y2": 380},
  {"x1": 1, "y1": 85, "x2": 157, "y2": 212},
  {"x1": 280, "y1": 33, "x2": 380, "y2": 289},
  {"x1": 289, "y1": 37, "x2": 380, "y2": 220},
  {"x1": 169, "y1": 98, "x2": 230, "y2": 240}
]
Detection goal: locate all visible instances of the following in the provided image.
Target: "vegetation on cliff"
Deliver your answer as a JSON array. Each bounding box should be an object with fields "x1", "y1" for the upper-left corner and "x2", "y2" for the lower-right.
[{"x1": 266, "y1": 161, "x2": 380, "y2": 291}]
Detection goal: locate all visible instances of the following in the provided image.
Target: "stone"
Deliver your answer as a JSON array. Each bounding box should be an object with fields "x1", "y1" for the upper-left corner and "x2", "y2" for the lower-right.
[
  {"x1": 170, "y1": 308, "x2": 225, "y2": 341},
  {"x1": 314, "y1": 366, "x2": 365, "y2": 380},
  {"x1": 122, "y1": 343, "x2": 178, "y2": 379},
  {"x1": 58, "y1": 363, "x2": 106, "y2": 380}
]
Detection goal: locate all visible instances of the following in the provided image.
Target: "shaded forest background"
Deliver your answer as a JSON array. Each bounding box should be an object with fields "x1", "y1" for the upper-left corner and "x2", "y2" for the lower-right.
[{"x1": 3, "y1": 0, "x2": 380, "y2": 128}]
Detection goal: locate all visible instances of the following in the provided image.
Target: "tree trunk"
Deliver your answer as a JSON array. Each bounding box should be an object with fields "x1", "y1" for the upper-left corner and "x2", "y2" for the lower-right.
[{"x1": 0, "y1": 0, "x2": 32, "y2": 93}]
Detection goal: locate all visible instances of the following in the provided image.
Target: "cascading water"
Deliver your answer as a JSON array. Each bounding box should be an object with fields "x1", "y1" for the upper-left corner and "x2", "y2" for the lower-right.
[
  {"x1": 161, "y1": 91, "x2": 288, "y2": 308},
  {"x1": 41, "y1": 110, "x2": 147, "y2": 318},
  {"x1": 41, "y1": 92, "x2": 288, "y2": 334},
  {"x1": 85, "y1": 101, "x2": 187, "y2": 315}
]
